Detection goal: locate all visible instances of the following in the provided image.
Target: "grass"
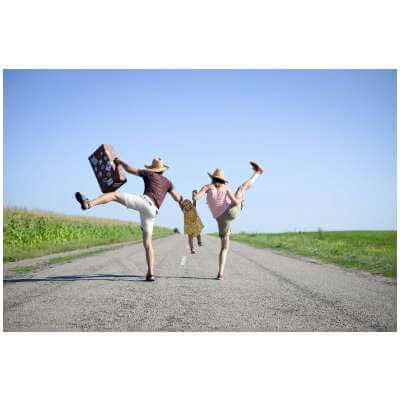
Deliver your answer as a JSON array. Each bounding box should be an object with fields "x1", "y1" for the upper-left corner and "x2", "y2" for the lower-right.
[
  {"x1": 11, "y1": 266, "x2": 41, "y2": 275},
  {"x1": 228, "y1": 230, "x2": 397, "y2": 278},
  {"x1": 3, "y1": 207, "x2": 173, "y2": 262}
]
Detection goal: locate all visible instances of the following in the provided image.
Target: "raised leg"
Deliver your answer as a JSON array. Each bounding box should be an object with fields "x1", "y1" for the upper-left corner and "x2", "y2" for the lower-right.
[
  {"x1": 88, "y1": 192, "x2": 125, "y2": 208},
  {"x1": 234, "y1": 165, "x2": 263, "y2": 203}
]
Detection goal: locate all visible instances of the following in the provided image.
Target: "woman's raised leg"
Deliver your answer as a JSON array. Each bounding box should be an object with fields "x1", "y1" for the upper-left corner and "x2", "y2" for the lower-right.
[{"x1": 234, "y1": 161, "x2": 264, "y2": 203}]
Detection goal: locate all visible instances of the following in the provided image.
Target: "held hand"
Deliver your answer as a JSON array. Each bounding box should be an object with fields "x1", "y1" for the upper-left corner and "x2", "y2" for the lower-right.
[
  {"x1": 114, "y1": 157, "x2": 123, "y2": 166},
  {"x1": 192, "y1": 190, "x2": 198, "y2": 200}
]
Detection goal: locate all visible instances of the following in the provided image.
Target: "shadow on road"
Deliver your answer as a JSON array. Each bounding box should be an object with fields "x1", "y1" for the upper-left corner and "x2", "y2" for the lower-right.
[{"x1": 4, "y1": 273, "x2": 215, "y2": 284}]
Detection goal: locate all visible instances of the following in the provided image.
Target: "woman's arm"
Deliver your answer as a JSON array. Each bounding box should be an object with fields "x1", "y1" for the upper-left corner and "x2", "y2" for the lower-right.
[
  {"x1": 114, "y1": 157, "x2": 140, "y2": 176},
  {"x1": 193, "y1": 185, "x2": 209, "y2": 201}
]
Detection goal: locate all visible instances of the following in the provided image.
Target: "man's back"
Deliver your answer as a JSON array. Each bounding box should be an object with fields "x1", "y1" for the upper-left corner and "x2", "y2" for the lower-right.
[{"x1": 139, "y1": 169, "x2": 173, "y2": 209}]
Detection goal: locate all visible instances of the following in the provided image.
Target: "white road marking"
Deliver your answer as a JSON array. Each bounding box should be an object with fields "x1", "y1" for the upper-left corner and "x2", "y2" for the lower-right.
[{"x1": 180, "y1": 256, "x2": 187, "y2": 266}]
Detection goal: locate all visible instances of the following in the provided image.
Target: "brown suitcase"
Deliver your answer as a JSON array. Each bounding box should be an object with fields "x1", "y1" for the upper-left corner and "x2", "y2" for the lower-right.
[{"x1": 88, "y1": 144, "x2": 127, "y2": 193}]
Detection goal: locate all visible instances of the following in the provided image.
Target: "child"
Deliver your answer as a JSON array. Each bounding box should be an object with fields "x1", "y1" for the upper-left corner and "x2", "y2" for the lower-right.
[{"x1": 181, "y1": 190, "x2": 204, "y2": 254}]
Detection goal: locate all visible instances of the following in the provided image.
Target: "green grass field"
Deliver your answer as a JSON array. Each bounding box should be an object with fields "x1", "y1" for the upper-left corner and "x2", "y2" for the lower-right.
[
  {"x1": 229, "y1": 230, "x2": 397, "y2": 278},
  {"x1": 3, "y1": 207, "x2": 173, "y2": 262}
]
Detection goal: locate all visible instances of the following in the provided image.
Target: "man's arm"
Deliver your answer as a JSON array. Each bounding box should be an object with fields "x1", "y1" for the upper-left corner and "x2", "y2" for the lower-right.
[
  {"x1": 169, "y1": 188, "x2": 184, "y2": 207},
  {"x1": 193, "y1": 185, "x2": 209, "y2": 201},
  {"x1": 114, "y1": 157, "x2": 140, "y2": 176}
]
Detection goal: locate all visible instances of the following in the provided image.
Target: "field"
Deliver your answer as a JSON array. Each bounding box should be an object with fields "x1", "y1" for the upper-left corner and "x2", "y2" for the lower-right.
[
  {"x1": 229, "y1": 230, "x2": 397, "y2": 278},
  {"x1": 3, "y1": 207, "x2": 173, "y2": 262}
]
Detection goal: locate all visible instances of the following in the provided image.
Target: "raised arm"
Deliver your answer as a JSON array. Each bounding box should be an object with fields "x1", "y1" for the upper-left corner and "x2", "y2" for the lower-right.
[
  {"x1": 193, "y1": 185, "x2": 209, "y2": 201},
  {"x1": 114, "y1": 157, "x2": 140, "y2": 176},
  {"x1": 192, "y1": 190, "x2": 197, "y2": 208}
]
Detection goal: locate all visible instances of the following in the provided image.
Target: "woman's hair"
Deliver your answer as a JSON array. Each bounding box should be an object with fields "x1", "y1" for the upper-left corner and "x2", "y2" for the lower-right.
[{"x1": 212, "y1": 177, "x2": 225, "y2": 185}]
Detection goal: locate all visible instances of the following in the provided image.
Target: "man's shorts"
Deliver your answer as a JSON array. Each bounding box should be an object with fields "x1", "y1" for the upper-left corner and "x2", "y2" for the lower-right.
[
  {"x1": 216, "y1": 203, "x2": 241, "y2": 237},
  {"x1": 118, "y1": 193, "x2": 158, "y2": 234}
]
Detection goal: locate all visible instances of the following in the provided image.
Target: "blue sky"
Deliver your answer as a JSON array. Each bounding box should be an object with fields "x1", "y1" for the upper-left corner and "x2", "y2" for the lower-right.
[{"x1": 3, "y1": 69, "x2": 396, "y2": 233}]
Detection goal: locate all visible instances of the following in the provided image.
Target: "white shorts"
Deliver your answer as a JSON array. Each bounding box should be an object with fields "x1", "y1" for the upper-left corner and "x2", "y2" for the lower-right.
[{"x1": 118, "y1": 193, "x2": 158, "y2": 234}]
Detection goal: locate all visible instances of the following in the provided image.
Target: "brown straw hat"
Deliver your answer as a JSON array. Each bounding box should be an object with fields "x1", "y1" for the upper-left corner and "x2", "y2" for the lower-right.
[
  {"x1": 144, "y1": 158, "x2": 169, "y2": 172},
  {"x1": 208, "y1": 168, "x2": 228, "y2": 183}
]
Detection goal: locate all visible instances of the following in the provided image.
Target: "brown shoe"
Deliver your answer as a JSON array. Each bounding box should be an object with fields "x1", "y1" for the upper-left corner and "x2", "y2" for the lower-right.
[{"x1": 250, "y1": 161, "x2": 264, "y2": 174}]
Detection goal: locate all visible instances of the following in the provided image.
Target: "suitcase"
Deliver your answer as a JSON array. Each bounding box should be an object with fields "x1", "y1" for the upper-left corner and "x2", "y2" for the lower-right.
[{"x1": 88, "y1": 144, "x2": 127, "y2": 193}]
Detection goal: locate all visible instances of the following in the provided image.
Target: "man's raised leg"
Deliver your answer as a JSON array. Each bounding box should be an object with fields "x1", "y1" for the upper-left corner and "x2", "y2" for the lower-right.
[
  {"x1": 89, "y1": 192, "x2": 126, "y2": 207},
  {"x1": 75, "y1": 191, "x2": 125, "y2": 210}
]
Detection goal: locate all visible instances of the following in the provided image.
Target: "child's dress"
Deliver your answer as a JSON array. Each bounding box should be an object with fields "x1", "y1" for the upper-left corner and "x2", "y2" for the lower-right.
[{"x1": 182, "y1": 200, "x2": 204, "y2": 236}]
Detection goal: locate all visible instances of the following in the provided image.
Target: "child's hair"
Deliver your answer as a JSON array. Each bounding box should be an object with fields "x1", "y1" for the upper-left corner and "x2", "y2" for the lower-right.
[{"x1": 181, "y1": 199, "x2": 193, "y2": 212}]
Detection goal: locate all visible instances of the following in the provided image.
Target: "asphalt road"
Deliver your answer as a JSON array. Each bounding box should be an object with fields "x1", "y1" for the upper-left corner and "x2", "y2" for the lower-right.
[{"x1": 3, "y1": 235, "x2": 397, "y2": 332}]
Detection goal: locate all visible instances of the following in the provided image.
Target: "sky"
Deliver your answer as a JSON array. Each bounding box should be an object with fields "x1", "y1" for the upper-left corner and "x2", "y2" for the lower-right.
[{"x1": 3, "y1": 69, "x2": 397, "y2": 233}]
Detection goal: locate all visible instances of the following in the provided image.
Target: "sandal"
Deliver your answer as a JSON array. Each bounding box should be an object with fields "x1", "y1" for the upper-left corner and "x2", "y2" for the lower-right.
[
  {"x1": 250, "y1": 161, "x2": 264, "y2": 174},
  {"x1": 216, "y1": 273, "x2": 224, "y2": 280},
  {"x1": 75, "y1": 192, "x2": 90, "y2": 210},
  {"x1": 146, "y1": 274, "x2": 155, "y2": 282}
]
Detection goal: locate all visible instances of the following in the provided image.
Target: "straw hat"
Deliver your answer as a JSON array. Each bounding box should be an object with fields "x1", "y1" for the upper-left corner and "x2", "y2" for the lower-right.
[
  {"x1": 144, "y1": 158, "x2": 169, "y2": 172},
  {"x1": 208, "y1": 168, "x2": 228, "y2": 183}
]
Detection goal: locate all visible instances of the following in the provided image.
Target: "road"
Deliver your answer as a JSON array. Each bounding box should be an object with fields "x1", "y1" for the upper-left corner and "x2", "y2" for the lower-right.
[{"x1": 3, "y1": 235, "x2": 396, "y2": 332}]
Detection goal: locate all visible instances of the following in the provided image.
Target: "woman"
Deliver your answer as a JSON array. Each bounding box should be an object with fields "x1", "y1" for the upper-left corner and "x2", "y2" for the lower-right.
[{"x1": 193, "y1": 161, "x2": 264, "y2": 280}]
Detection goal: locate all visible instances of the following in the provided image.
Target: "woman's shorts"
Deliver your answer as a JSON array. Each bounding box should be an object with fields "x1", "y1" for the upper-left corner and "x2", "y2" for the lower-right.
[
  {"x1": 118, "y1": 193, "x2": 158, "y2": 234},
  {"x1": 216, "y1": 203, "x2": 241, "y2": 237}
]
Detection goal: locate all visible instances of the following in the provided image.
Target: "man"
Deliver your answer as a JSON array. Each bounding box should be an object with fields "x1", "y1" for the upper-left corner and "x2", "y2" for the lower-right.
[{"x1": 75, "y1": 157, "x2": 183, "y2": 281}]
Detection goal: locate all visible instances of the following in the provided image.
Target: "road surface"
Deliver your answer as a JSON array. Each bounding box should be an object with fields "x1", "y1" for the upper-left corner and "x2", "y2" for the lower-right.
[{"x1": 3, "y1": 235, "x2": 396, "y2": 331}]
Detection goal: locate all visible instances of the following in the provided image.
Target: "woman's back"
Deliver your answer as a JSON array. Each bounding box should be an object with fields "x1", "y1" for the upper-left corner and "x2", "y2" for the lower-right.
[{"x1": 206, "y1": 184, "x2": 231, "y2": 219}]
